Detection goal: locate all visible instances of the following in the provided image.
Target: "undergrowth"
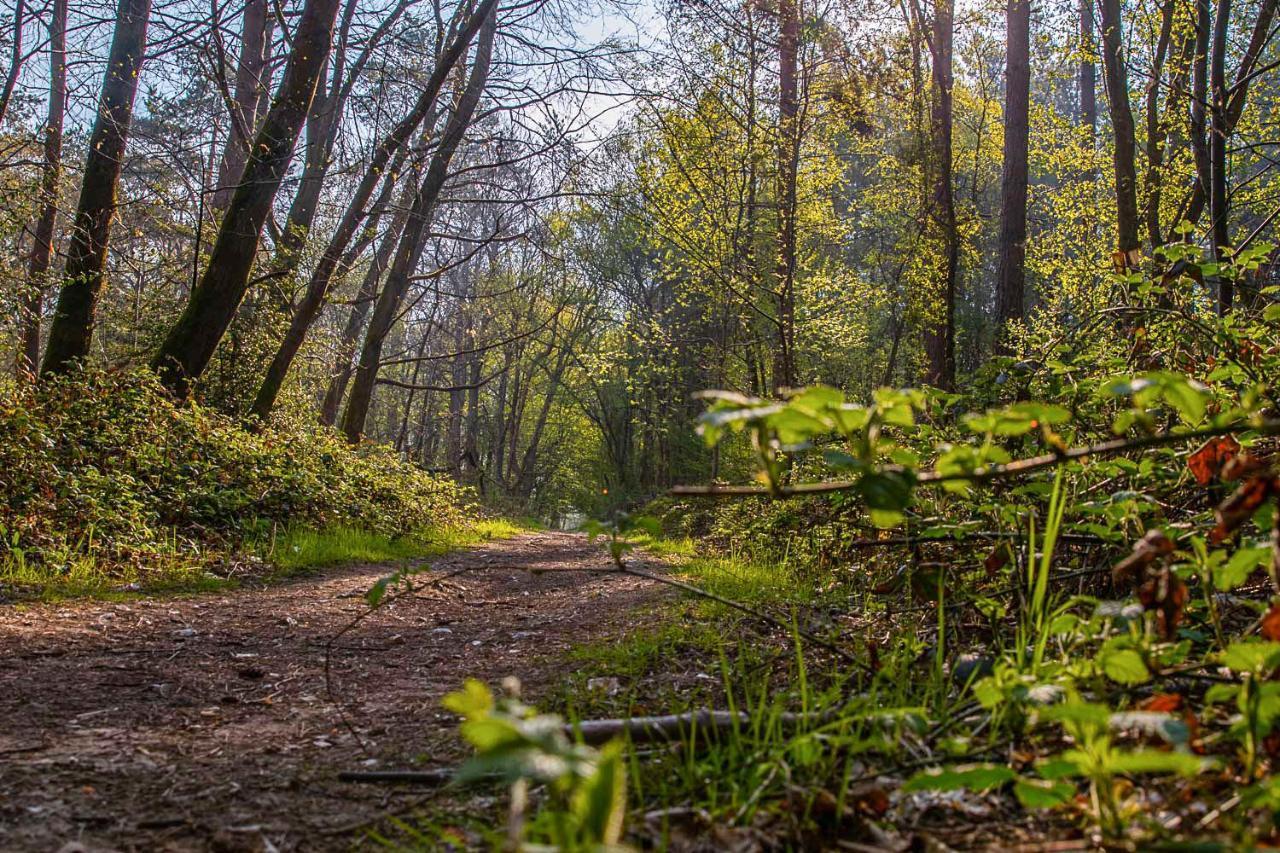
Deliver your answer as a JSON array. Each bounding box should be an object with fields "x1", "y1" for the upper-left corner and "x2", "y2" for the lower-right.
[{"x1": 0, "y1": 368, "x2": 484, "y2": 599}]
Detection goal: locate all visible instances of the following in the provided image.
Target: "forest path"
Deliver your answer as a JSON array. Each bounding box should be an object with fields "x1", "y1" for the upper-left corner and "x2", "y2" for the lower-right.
[{"x1": 0, "y1": 531, "x2": 665, "y2": 852}]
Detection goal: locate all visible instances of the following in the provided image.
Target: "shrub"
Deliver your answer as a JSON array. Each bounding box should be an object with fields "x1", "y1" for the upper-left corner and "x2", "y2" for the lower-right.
[{"x1": 0, "y1": 369, "x2": 469, "y2": 580}]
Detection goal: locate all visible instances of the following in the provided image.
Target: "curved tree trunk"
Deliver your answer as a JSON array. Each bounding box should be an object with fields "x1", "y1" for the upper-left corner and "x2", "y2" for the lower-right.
[
  {"x1": 340, "y1": 5, "x2": 497, "y2": 442},
  {"x1": 16, "y1": 0, "x2": 66, "y2": 378},
  {"x1": 151, "y1": 0, "x2": 343, "y2": 398},
  {"x1": 40, "y1": 0, "x2": 150, "y2": 376}
]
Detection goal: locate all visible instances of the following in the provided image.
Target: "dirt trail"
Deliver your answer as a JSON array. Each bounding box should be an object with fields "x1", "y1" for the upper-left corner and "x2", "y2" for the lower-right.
[{"x1": 0, "y1": 531, "x2": 664, "y2": 852}]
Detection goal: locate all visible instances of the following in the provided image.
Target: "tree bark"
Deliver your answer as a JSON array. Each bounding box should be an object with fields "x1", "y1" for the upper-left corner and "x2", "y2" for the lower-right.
[
  {"x1": 1079, "y1": 0, "x2": 1096, "y2": 137},
  {"x1": 151, "y1": 0, "x2": 343, "y2": 398},
  {"x1": 40, "y1": 0, "x2": 150, "y2": 376},
  {"x1": 1143, "y1": 0, "x2": 1175, "y2": 249},
  {"x1": 1098, "y1": 0, "x2": 1141, "y2": 264},
  {"x1": 250, "y1": 0, "x2": 500, "y2": 420},
  {"x1": 212, "y1": 0, "x2": 272, "y2": 210},
  {"x1": 994, "y1": 0, "x2": 1030, "y2": 350},
  {"x1": 1210, "y1": 0, "x2": 1232, "y2": 312},
  {"x1": 16, "y1": 0, "x2": 66, "y2": 378},
  {"x1": 773, "y1": 0, "x2": 799, "y2": 394},
  {"x1": 319, "y1": 179, "x2": 415, "y2": 426},
  {"x1": 340, "y1": 5, "x2": 497, "y2": 442},
  {"x1": 922, "y1": 0, "x2": 957, "y2": 389}
]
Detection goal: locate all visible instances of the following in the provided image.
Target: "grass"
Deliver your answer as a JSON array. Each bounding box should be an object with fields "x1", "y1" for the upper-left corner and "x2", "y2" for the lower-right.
[
  {"x1": 263, "y1": 518, "x2": 523, "y2": 574},
  {"x1": 0, "y1": 517, "x2": 526, "y2": 602}
]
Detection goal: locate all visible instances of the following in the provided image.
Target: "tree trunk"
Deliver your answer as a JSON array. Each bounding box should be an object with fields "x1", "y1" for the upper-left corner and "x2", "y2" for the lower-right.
[
  {"x1": 922, "y1": 0, "x2": 957, "y2": 389},
  {"x1": 1143, "y1": 1, "x2": 1175, "y2": 249},
  {"x1": 40, "y1": 0, "x2": 150, "y2": 376},
  {"x1": 16, "y1": 0, "x2": 65, "y2": 378},
  {"x1": 212, "y1": 0, "x2": 272, "y2": 210},
  {"x1": 340, "y1": 5, "x2": 497, "y2": 442},
  {"x1": 773, "y1": 0, "x2": 799, "y2": 394},
  {"x1": 319, "y1": 180, "x2": 414, "y2": 425},
  {"x1": 1098, "y1": 0, "x2": 1141, "y2": 263},
  {"x1": 994, "y1": 0, "x2": 1030, "y2": 350},
  {"x1": 1079, "y1": 0, "x2": 1096, "y2": 137},
  {"x1": 250, "y1": 0, "x2": 499, "y2": 420},
  {"x1": 151, "y1": 0, "x2": 343, "y2": 398},
  {"x1": 1210, "y1": 0, "x2": 1232, "y2": 312}
]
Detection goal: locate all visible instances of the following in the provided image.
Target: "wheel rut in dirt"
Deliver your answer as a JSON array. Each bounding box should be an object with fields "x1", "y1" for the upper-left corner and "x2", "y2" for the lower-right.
[{"x1": 0, "y1": 531, "x2": 664, "y2": 851}]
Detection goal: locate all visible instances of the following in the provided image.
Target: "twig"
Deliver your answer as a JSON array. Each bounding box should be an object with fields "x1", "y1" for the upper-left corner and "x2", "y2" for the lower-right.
[{"x1": 616, "y1": 562, "x2": 867, "y2": 669}]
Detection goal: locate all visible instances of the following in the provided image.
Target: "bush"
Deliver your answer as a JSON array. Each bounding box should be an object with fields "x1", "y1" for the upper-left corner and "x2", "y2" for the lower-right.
[{"x1": 0, "y1": 369, "x2": 469, "y2": 580}]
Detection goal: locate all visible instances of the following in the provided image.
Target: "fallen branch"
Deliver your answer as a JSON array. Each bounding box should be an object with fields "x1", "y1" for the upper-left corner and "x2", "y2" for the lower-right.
[{"x1": 671, "y1": 419, "x2": 1280, "y2": 498}]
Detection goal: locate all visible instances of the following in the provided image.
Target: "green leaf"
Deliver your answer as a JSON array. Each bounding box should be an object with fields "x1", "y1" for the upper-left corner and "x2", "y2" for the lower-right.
[
  {"x1": 857, "y1": 470, "x2": 915, "y2": 512},
  {"x1": 1221, "y1": 641, "x2": 1280, "y2": 674},
  {"x1": 575, "y1": 741, "x2": 627, "y2": 844},
  {"x1": 443, "y1": 679, "x2": 494, "y2": 719},
  {"x1": 460, "y1": 716, "x2": 524, "y2": 751},
  {"x1": 1098, "y1": 648, "x2": 1150, "y2": 685},
  {"x1": 902, "y1": 764, "x2": 1017, "y2": 793},
  {"x1": 365, "y1": 571, "x2": 402, "y2": 607},
  {"x1": 1216, "y1": 546, "x2": 1269, "y2": 591},
  {"x1": 1108, "y1": 750, "x2": 1208, "y2": 776},
  {"x1": 1014, "y1": 778, "x2": 1076, "y2": 809}
]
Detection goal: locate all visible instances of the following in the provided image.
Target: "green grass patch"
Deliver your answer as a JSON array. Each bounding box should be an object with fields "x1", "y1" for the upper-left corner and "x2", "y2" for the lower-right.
[
  {"x1": 1, "y1": 518, "x2": 527, "y2": 602},
  {"x1": 264, "y1": 518, "x2": 525, "y2": 575}
]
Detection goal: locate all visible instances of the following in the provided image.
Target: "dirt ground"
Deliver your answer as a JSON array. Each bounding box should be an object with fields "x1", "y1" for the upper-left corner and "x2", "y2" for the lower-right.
[{"x1": 0, "y1": 531, "x2": 664, "y2": 852}]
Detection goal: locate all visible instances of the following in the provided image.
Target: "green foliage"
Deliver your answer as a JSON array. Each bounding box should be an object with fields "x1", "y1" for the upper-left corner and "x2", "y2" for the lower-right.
[
  {"x1": 0, "y1": 369, "x2": 470, "y2": 593},
  {"x1": 444, "y1": 679, "x2": 629, "y2": 850}
]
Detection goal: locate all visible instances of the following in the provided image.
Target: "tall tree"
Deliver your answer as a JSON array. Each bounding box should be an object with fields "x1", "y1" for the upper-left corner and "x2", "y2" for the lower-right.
[
  {"x1": 212, "y1": 0, "x2": 273, "y2": 210},
  {"x1": 151, "y1": 0, "x2": 344, "y2": 397},
  {"x1": 249, "y1": 0, "x2": 500, "y2": 420},
  {"x1": 1209, "y1": 0, "x2": 1232, "y2": 311},
  {"x1": 1098, "y1": 0, "x2": 1141, "y2": 265},
  {"x1": 994, "y1": 0, "x2": 1030, "y2": 348},
  {"x1": 40, "y1": 0, "x2": 151, "y2": 376},
  {"x1": 1079, "y1": 0, "x2": 1096, "y2": 136},
  {"x1": 773, "y1": 0, "x2": 799, "y2": 393},
  {"x1": 16, "y1": 0, "x2": 66, "y2": 377},
  {"x1": 340, "y1": 3, "x2": 498, "y2": 442},
  {"x1": 918, "y1": 0, "x2": 956, "y2": 389}
]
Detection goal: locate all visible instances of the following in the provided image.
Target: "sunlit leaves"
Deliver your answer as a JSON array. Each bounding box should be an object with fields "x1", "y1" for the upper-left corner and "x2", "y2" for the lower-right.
[{"x1": 1105, "y1": 373, "x2": 1209, "y2": 428}]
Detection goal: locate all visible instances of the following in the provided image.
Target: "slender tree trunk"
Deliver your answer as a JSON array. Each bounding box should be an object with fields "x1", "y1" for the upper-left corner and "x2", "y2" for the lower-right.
[
  {"x1": 16, "y1": 0, "x2": 66, "y2": 378},
  {"x1": 213, "y1": 0, "x2": 271, "y2": 210},
  {"x1": 251, "y1": 0, "x2": 498, "y2": 420},
  {"x1": 1144, "y1": 0, "x2": 1175, "y2": 249},
  {"x1": 1184, "y1": 0, "x2": 1276, "y2": 232},
  {"x1": 773, "y1": 0, "x2": 799, "y2": 394},
  {"x1": 1209, "y1": 0, "x2": 1232, "y2": 312},
  {"x1": 1079, "y1": 0, "x2": 1096, "y2": 137},
  {"x1": 319, "y1": 182, "x2": 414, "y2": 425},
  {"x1": 40, "y1": 0, "x2": 151, "y2": 376},
  {"x1": 341, "y1": 6, "x2": 497, "y2": 442},
  {"x1": 922, "y1": 0, "x2": 957, "y2": 389},
  {"x1": 995, "y1": 0, "x2": 1030, "y2": 349},
  {"x1": 0, "y1": 0, "x2": 23, "y2": 127},
  {"x1": 151, "y1": 0, "x2": 343, "y2": 398},
  {"x1": 1099, "y1": 0, "x2": 1141, "y2": 264}
]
